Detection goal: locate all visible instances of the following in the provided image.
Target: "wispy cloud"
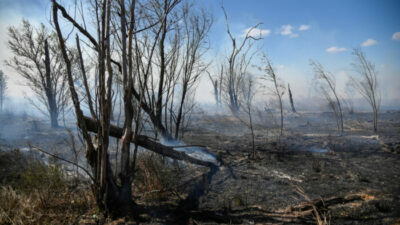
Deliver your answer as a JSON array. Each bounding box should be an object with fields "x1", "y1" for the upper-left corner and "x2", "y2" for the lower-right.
[
  {"x1": 242, "y1": 27, "x2": 271, "y2": 38},
  {"x1": 392, "y1": 32, "x2": 400, "y2": 42},
  {"x1": 299, "y1": 24, "x2": 311, "y2": 31},
  {"x1": 279, "y1": 24, "x2": 298, "y2": 38},
  {"x1": 326, "y1": 46, "x2": 347, "y2": 53},
  {"x1": 361, "y1": 38, "x2": 378, "y2": 47},
  {"x1": 281, "y1": 25, "x2": 293, "y2": 35}
]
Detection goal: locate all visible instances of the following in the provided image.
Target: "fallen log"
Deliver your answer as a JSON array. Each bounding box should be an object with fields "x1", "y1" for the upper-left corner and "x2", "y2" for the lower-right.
[{"x1": 82, "y1": 116, "x2": 218, "y2": 169}]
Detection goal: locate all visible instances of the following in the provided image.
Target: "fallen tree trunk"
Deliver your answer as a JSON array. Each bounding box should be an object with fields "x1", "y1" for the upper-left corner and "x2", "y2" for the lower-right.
[{"x1": 82, "y1": 116, "x2": 218, "y2": 169}]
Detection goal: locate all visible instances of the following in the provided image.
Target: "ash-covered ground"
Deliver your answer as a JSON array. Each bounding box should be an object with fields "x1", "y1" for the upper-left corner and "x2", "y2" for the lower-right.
[{"x1": 0, "y1": 110, "x2": 399, "y2": 224}]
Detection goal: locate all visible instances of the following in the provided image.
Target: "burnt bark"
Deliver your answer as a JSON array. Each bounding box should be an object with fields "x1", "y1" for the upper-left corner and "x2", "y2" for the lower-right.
[
  {"x1": 174, "y1": 84, "x2": 187, "y2": 139},
  {"x1": 53, "y1": 0, "x2": 127, "y2": 217},
  {"x1": 82, "y1": 116, "x2": 218, "y2": 169},
  {"x1": 53, "y1": 0, "x2": 213, "y2": 217},
  {"x1": 288, "y1": 83, "x2": 296, "y2": 113},
  {"x1": 44, "y1": 40, "x2": 59, "y2": 128},
  {"x1": 207, "y1": 71, "x2": 220, "y2": 107},
  {"x1": 155, "y1": 0, "x2": 168, "y2": 128}
]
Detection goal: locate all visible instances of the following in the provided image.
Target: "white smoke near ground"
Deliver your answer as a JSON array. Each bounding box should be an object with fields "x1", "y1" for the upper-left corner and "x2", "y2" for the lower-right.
[{"x1": 160, "y1": 138, "x2": 217, "y2": 163}]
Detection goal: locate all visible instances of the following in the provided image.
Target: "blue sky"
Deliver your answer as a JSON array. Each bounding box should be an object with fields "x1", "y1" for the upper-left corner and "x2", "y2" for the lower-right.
[
  {"x1": 201, "y1": 0, "x2": 400, "y2": 67},
  {"x1": 198, "y1": 0, "x2": 400, "y2": 107},
  {"x1": 0, "y1": 0, "x2": 400, "y2": 109}
]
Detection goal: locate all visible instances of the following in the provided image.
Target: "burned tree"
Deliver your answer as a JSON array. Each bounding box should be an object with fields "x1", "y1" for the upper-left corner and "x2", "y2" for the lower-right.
[
  {"x1": 237, "y1": 75, "x2": 257, "y2": 158},
  {"x1": 311, "y1": 60, "x2": 344, "y2": 135},
  {"x1": 174, "y1": 5, "x2": 211, "y2": 139},
  {"x1": 350, "y1": 49, "x2": 380, "y2": 133},
  {"x1": 258, "y1": 54, "x2": 285, "y2": 136},
  {"x1": 288, "y1": 83, "x2": 296, "y2": 113},
  {"x1": 127, "y1": 0, "x2": 211, "y2": 140},
  {"x1": 52, "y1": 0, "x2": 216, "y2": 217},
  {"x1": 207, "y1": 71, "x2": 219, "y2": 106},
  {"x1": 6, "y1": 21, "x2": 71, "y2": 128},
  {"x1": 207, "y1": 65, "x2": 224, "y2": 107},
  {"x1": 221, "y1": 6, "x2": 262, "y2": 113},
  {"x1": 343, "y1": 82, "x2": 355, "y2": 114},
  {"x1": 0, "y1": 70, "x2": 6, "y2": 112}
]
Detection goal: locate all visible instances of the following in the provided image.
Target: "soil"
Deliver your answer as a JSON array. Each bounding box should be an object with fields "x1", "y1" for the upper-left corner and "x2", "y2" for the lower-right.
[{"x1": 1, "y1": 110, "x2": 399, "y2": 224}]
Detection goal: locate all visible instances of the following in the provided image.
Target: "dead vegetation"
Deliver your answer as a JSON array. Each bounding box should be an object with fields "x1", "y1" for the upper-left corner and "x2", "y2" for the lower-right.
[
  {"x1": 0, "y1": 0, "x2": 397, "y2": 224},
  {"x1": 133, "y1": 152, "x2": 182, "y2": 202},
  {"x1": 0, "y1": 149, "x2": 93, "y2": 224},
  {"x1": 1, "y1": 109, "x2": 400, "y2": 224}
]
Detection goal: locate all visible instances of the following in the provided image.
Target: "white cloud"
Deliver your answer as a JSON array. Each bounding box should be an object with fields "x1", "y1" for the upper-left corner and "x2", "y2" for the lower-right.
[
  {"x1": 299, "y1": 24, "x2": 311, "y2": 31},
  {"x1": 361, "y1": 38, "x2": 378, "y2": 47},
  {"x1": 279, "y1": 24, "x2": 298, "y2": 38},
  {"x1": 392, "y1": 32, "x2": 400, "y2": 41},
  {"x1": 326, "y1": 46, "x2": 347, "y2": 53},
  {"x1": 242, "y1": 27, "x2": 271, "y2": 38},
  {"x1": 281, "y1": 24, "x2": 293, "y2": 35}
]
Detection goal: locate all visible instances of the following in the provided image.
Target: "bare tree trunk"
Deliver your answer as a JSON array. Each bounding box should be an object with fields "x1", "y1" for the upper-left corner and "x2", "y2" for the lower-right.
[
  {"x1": 214, "y1": 79, "x2": 219, "y2": 105},
  {"x1": 249, "y1": 107, "x2": 255, "y2": 158},
  {"x1": 118, "y1": 0, "x2": 134, "y2": 210},
  {"x1": 44, "y1": 40, "x2": 59, "y2": 128},
  {"x1": 261, "y1": 55, "x2": 284, "y2": 137},
  {"x1": 288, "y1": 83, "x2": 296, "y2": 113},
  {"x1": 334, "y1": 92, "x2": 344, "y2": 135},
  {"x1": 155, "y1": 0, "x2": 168, "y2": 127},
  {"x1": 373, "y1": 106, "x2": 378, "y2": 133},
  {"x1": 175, "y1": 85, "x2": 187, "y2": 139},
  {"x1": 207, "y1": 71, "x2": 219, "y2": 106}
]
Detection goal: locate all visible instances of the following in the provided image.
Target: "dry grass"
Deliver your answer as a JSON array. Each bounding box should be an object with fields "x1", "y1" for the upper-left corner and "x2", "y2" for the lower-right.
[
  {"x1": 133, "y1": 152, "x2": 182, "y2": 202},
  {"x1": 0, "y1": 149, "x2": 94, "y2": 225},
  {"x1": 295, "y1": 186, "x2": 331, "y2": 225},
  {"x1": 0, "y1": 185, "x2": 94, "y2": 225}
]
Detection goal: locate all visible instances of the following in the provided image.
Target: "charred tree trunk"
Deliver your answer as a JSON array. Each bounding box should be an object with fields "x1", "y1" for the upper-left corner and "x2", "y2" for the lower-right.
[
  {"x1": 174, "y1": 85, "x2": 187, "y2": 139},
  {"x1": 82, "y1": 116, "x2": 218, "y2": 168},
  {"x1": 213, "y1": 79, "x2": 219, "y2": 106},
  {"x1": 86, "y1": 140, "x2": 132, "y2": 217},
  {"x1": 373, "y1": 104, "x2": 378, "y2": 133},
  {"x1": 44, "y1": 40, "x2": 59, "y2": 128},
  {"x1": 249, "y1": 108, "x2": 255, "y2": 158},
  {"x1": 83, "y1": 116, "x2": 220, "y2": 210},
  {"x1": 118, "y1": 0, "x2": 134, "y2": 211},
  {"x1": 207, "y1": 71, "x2": 219, "y2": 107},
  {"x1": 288, "y1": 83, "x2": 296, "y2": 113},
  {"x1": 53, "y1": 0, "x2": 134, "y2": 217},
  {"x1": 155, "y1": 1, "x2": 168, "y2": 129}
]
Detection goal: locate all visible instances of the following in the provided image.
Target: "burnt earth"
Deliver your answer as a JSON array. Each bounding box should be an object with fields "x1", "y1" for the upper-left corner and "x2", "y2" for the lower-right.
[
  {"x1": 179, "y1": 111, "x2": 400, "y2": 224},
  {"x1": 1, "y1": 111, "x2": 399, "y2": 224}
]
